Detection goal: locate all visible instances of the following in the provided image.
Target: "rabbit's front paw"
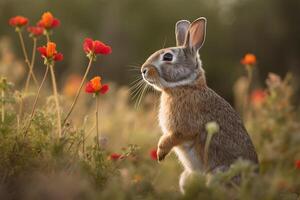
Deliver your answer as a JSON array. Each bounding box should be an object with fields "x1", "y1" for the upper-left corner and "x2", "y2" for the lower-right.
[{"x1": 157, "y1": 147, "x2": 168, "y2": 162}]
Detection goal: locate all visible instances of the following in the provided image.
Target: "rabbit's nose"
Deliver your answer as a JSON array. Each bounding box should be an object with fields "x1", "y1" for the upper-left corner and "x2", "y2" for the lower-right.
[
  {"x1": 141, "y1": 64, "x2": 157, "y2": 77},
  {"x1": 142, "y1": 68, "x2": 147, "y2": 75}
]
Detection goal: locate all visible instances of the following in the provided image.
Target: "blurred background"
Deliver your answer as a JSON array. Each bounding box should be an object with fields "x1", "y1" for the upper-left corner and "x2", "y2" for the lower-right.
[
  {"x1": 1, "y1": 1, "x2": 300, "y2": 198},
  {"x1": 0, "y1": 0, "x2": 300, "y2": 102}
]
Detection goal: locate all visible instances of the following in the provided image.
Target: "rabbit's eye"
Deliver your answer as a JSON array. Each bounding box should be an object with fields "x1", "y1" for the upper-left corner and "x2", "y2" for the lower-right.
[{"x1": 162, "y1": 53, "x2": 173, "y2": 61}]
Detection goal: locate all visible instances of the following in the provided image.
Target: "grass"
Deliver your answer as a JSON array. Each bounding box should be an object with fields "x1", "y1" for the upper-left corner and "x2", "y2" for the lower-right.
[
  {"x1": 1, "y1": 15, "x2": 300, "y2": 199},
  {"x1": 0, "y1": 70, "x2": 300, "y2": 199}
]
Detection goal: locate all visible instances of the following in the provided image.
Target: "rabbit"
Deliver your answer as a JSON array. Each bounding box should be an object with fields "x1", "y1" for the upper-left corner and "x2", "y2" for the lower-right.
[{"x1": 140, "y1": 17, "x2": 259, "y2": 193}]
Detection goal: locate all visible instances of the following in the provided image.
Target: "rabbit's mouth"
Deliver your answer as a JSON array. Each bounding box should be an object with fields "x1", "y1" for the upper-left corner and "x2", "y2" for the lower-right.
[{"x1": 141, "y1": 64, "x2": 160, "y2": 82}]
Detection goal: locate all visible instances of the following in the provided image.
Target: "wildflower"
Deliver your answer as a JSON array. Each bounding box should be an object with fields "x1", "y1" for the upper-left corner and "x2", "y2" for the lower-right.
[
  {"x1": 133, "y1": 175, "x2": 143, "y2": 183},
  {"x1": 150, "y1": 148, "x2": 158, "y2": 161},
  {"x1": 251, "y1": 89, "x2": 266, "y2": 106},
  {"x1": 62, "y1": 38, "x2": 112, "y2": 125},
  {"x1": 83, "y1": 38, "x2": 112, "y2": 59},
  {"x1": 204, "y1": 121, "x2": 219, "y2": 169},
  {"x1": 295, "y1": 160, "x2": 300, "y2": 169},
  {"x1": 241, "y1": 53, "x2": 257, "y2": 66},
  {"x1": 63, "y1": 75, "x2": 82, "y2": 97},
  {"x1": 37, "y1": 42, "x2": 63, "y2": 63},
  {"x1": 110, "y1": 153, "x2": 122, "y2": 161},
  {"x1": 85, "y1": 76, "x2": 109, "y2": 95},
  {"x1": 9, "y1": 16, "x2": 28, "y2": 28},
  {"x1": 27, "y1": 26, "x2": 44, "y2": 37},
  {"x1": 37, "y1": 12, "x2": 60, "y2": 29}
]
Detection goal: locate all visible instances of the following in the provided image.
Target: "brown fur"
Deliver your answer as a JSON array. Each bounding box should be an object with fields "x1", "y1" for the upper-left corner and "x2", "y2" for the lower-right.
[
  {"x1": 141, "y1": 18, "x2": 258, "y2": 192},
  {"x1": 157, "y1": 76, "x2": 258, "y2": 171}
]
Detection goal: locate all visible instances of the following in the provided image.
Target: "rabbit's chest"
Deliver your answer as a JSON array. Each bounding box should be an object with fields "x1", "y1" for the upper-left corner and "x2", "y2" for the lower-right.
[
  {"x1": 173, "y1": 142, "x2": 203, "y2": 171},
  {"x1": 159, "y1": 97, "x2": 200, "y2": 135}
]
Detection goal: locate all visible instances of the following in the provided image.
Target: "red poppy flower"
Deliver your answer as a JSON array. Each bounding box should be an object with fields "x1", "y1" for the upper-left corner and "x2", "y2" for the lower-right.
[
  {"x1": 37, "y1": 42, "x2": 63, "y2": 62},
  {"x1": 110, "y1": 153, "x2": 122, "y2": 161},
  {"x1": 27, "y1": 26, "x2": 44, "y2": 37},
  {"x1": 85, "y1": 76, "x2": 109, "y2": 94},
  {"x1": 241, "y1": 53, "x2": 257, "y2": 66},
  {"x1": 251, "y1": 89, "x2": 266, "y2": 106},
  {"x1": 150, "y1": 148, "x2": 158, "y2": 161},
  {"x1": 295, "y1": 160, "x2": 300, "y2": 169},
  {"x1": 83, "y1": 38, "x2": 112, "y2": 55},
  {"x1": 37, "y1": 12, "x2": 60, "y2": 29},
  {"x1": 9, "y1": 16, "x2": 29, "y2": 27},
  {"x1": 99, "y1": 84, "x2": 109, "y2": 94}
]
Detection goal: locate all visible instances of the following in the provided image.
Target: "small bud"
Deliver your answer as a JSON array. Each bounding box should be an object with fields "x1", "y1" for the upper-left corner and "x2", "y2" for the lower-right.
[{"x1": 205, "y1": 121, "x2": 219, "y2": 135}]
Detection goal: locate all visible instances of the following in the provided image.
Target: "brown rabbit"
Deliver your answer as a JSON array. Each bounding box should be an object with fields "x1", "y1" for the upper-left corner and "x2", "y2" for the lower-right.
[{"x1": 141, "y1": 17, "x2": 258, "y2": 193}]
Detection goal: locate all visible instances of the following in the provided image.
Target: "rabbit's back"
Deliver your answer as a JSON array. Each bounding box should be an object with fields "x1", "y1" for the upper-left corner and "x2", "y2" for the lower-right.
[
  {"x1": 200, "y1": 87, "x2": 258, "y2": 170},
  {"x1": 159, "y1": 86, "x2": 258, "y2": 171}
]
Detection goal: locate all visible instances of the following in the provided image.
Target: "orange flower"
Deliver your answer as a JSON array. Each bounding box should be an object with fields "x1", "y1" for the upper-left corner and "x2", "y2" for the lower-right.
[
  {"x1": 47, "y1": 42, "x2": 56, "y2": 57},
  {"x1": 241, "y1": 53, "x2": 257, "y2": 65},
  {"x1": 9, "y1": 16, "x2": 29, "y2": 27},
  {"x1": 63, "y1": 75, "x2": 82, "y2": 97},
  {"x1": 91, "y1": 76, "x2": 102, "y2": 91},
  {"x1": 133, "y1": 175, "x2": 143, "y2": 183},
  {"x1": 37, "y1": 42, "x2": 63, "y2": 62},
  {"x1": 251, "y1": 89, "x2": 266, "y2": 106},
  {"x1": 37, "y1": 12, "x2": 60, "y2": 29},
  {"x1": 85, "y1": 76, "x2": 109, "y2": 94}
]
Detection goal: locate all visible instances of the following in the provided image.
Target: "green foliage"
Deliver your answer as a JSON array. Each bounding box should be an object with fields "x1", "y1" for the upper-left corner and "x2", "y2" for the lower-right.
[{"x1": 0, "y1": 72, "x2": 300, "y2": 199}]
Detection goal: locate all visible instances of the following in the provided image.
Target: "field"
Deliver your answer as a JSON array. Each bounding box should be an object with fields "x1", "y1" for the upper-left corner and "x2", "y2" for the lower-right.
[{"x1": 1, "y1": 12, "x2": 300, "y2": 200}]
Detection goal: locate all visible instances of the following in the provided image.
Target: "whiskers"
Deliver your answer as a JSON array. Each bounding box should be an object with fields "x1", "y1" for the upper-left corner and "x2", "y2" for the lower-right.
[
  {"x1": 129, "y1": 75, "x2": 148, "y2": 109},
  {"x1": 128, "y1": 65, "x2": 158, "y2": 109}
]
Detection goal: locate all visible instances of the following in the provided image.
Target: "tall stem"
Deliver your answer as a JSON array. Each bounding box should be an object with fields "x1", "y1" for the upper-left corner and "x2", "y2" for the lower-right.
[
  {"x1": 24, "y1": 66, "x2": 49, "y2": 135},
  {"x1": 24, "y1": 38, "x2": 38, "y2": 92},
  {"x1": 203, "y1": 133, "x2": 213, "y2": 171},
  {"x1": 45, "y1": 32, "x2": 50, "y2": 42},
  {"x1": 1, "y1": 89, "x2": 4, "y2": 123},
  {"x1": 17, "y1": 31, "x2": 38, "y2": 86},
  {"x1": 95, "y1": 95, "x2": 100, "y2": 149},
  {"x1": 49, "y1": 64, "x2": 62, "y2": 138},
  {"x1": 63, "y1": 58, "x2": 93, "y2": 125},
  {"x1": 243, "y1": 65, "x2": 253, "y2": 119}
]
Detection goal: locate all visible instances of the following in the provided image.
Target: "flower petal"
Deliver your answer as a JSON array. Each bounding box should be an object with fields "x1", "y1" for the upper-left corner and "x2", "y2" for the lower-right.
[
  {"x1": 85, "y1": 82, "x2": 95, "y2": 93},
  {"x1": 94, "y1": 40, "x2": 112, "y2": 55},
  {"x1": 37, "y1": 46, "x2": 47, "y2": 57},
  {"x1": 9, "y1": 16, "x2": 28, "y2": 27},
  {"x1": 54, "y1": 53, "x2": 63, "y2": 61},
  {"x1": 110, "y1": 153, "x2": 122, "y2": 160},
  {"x1": 46, "y1": 42, "x2": 57, "y2": 57},
  {"x1": 83, "y1": 38, "x2": 94, "y2": 54},
  {"x1": 27, "y1": 26, "x2": 44, "y2": 37},
  {"x1": 90, "y1": 76, "x2": 102, "y2": 92},
  {"x1": 51, "y1": 18, "x2": 60, "y2": 28},
  {"x1": 100, "y1": 84, "x2": 109, "y2": 94}
]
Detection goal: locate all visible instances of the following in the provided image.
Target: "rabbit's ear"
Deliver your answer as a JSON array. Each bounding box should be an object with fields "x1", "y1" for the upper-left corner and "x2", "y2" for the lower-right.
[
  {"x1": 175, "y1": 20, "x2": 190, "y2": 46},
  {"x1": 185, "y1": 17, "x2": 207, "y2": 51}
]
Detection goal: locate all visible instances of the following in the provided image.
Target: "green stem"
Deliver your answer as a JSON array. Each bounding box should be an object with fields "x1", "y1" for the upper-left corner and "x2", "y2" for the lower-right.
[
  {"x1": 45, "y1": 32, "x2": 50, "y2": 42},
  {"x1": 24, "y1": 38, "x2": 38, "y2": 92},
  {"x1": 95, "y1": 94, "x2": 100, "y2": 149},
  {"x1": 24, "y1": 66, "x2": 49, "y2": 136},
  {"x1": 243, "y1": 65, "x2": 253, "y2": 118},
  {"x1": 17, "y1": 31, "x2": 38, "y2": 87},
  {"x1": 204, "y1": 133, "x2": 213, "y2": 171},
  {"x1": 1, "y1": 88, "x2": 4, "y2": 123},
  {"x1": 49, "y1": 64, "x2": 62, "y2": 138},
  {"x1": 63, "y1": 58, "x2": 93, "y2": 125}
]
